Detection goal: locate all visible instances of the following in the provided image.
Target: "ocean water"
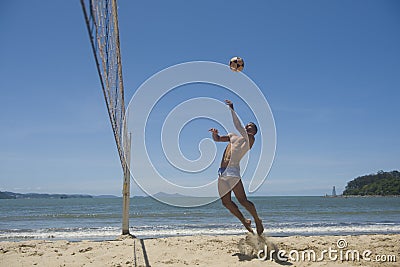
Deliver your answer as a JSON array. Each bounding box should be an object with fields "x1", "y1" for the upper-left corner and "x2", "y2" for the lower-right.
[{"x1": 0, "y1": 196, "x2": 399, "y2": 241}]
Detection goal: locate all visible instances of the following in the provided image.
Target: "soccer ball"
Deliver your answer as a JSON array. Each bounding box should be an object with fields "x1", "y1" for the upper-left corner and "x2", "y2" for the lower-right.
[{"x1": 229, "y1": 56, "x2": 244, "y2": 72}]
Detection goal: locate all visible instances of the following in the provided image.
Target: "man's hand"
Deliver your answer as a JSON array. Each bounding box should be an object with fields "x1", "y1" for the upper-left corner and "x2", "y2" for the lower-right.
[
  {"x1": 209, "y1": 128, "x2": 219, "y2": 142},
  {"x1": 225, "y1": 99, "x2": 234, "y2": 110},
  {"x1": 208, "y1": 128, "x2": 219, "y2": 134},
  {"x1": 209, "y1": 128, "x2": 230, "y2": 142}
]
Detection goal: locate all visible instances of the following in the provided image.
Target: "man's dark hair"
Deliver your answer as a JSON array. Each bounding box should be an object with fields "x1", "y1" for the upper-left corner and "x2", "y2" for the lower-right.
[{"x1": 248, "y1": 122, "x2": 258, "y2": 135}]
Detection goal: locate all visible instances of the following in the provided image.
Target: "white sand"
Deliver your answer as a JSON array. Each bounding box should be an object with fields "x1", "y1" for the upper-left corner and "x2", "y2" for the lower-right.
[{"x1": 0, "y1": 234, "x2": 398, "y2": 266}]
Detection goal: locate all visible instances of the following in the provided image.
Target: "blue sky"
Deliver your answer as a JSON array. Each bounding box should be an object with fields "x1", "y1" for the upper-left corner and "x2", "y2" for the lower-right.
[{"x1": 0, "y1": 0, "x2": 399, "y2": 196}]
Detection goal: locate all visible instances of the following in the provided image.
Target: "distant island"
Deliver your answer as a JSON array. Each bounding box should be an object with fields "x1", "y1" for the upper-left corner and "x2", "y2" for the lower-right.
[
  {"x1": 152, "y1": 192, "x2": 188, "y2": 198},
  {"x1": 343, "y1": 170, "x2": 400, "y2": 196},
  {"x1": 0, "y1": 191, "x2": 118, "y2": 199}
]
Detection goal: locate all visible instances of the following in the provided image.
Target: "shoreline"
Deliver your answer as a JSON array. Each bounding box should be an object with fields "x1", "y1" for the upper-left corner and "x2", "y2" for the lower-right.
[
  {"x1": 3, "y1": 229, "x2": 400, "y2": 243},
  {"x1": 1, "y1": 233, "x2": 398, "y2": 266}
]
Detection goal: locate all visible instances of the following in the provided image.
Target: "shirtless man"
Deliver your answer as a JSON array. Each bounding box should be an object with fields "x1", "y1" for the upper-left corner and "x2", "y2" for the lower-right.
[{"x1": 209, "y1": 100, "x2": 264, "y2": 235}]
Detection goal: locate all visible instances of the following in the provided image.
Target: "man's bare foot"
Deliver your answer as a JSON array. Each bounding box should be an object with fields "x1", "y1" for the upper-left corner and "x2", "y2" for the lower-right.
[
  {"x1": 243, "y1": 219, "x2": 254, "y2": 233},
  {"x1": 255, "y1": 219, "x2": 264, "y2": 235}
]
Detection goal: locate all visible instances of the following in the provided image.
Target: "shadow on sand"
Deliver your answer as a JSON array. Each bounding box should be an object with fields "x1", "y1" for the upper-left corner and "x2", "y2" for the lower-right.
[
  {"x1": 235, "y1": 233, "x2": 293, "y2": 265},
  {"x1": 132, "y1": 238, "x2": 151, "y2": 267},
  {"x1": 233, "y1": 252, "x2": 292, "y2": 265}
]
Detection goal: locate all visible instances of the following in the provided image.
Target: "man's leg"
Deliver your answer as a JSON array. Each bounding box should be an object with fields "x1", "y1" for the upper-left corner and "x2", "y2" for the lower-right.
[
  {"x1": 232, "y1": 180, "x2": 264, "y2": 235},
  {"x1": 218, "y1": 178, "x2": 253, "y2": 233}
]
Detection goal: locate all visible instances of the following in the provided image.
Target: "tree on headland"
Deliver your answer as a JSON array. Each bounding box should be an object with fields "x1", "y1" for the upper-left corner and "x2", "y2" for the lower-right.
[{"x1": 343, "y1": 170, "x2": 400, "y2": 196}]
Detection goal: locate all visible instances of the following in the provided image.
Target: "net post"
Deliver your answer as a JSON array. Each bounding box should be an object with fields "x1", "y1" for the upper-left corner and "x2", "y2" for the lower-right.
[{"x1": 122, "y1": 132, "x2": 132, "y2": 236}]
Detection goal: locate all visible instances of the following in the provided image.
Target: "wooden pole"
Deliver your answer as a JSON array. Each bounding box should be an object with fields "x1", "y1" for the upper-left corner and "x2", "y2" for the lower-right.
[{"x1": 122, "y1": 132, "x2": 132, "y2": 236}]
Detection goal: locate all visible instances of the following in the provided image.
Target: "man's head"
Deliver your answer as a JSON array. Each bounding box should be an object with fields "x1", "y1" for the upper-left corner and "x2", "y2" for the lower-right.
[{"x1": 245, "y1": 122, "x2": 258, "y2": 135}]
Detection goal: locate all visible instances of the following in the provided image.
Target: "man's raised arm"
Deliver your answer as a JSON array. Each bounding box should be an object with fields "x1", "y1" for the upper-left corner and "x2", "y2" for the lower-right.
[{"x1": 225, "y1": 100, "x2": 247, "y2": 137}]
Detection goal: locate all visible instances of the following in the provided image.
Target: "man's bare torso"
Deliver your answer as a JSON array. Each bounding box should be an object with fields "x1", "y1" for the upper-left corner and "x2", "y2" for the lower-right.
[{"x1": 220, "y1": 133, "x2": 255, "y2": 168}]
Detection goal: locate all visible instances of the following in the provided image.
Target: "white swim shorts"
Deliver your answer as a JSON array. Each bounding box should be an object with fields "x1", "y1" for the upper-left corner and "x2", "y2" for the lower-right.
[{"x1": 218, "y1": 166, "x2": 241, "y2": 179}]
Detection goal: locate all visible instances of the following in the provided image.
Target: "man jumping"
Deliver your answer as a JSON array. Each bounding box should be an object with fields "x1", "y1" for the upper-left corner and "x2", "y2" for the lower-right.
[{"x1": 209, "y1": 100, "x2": 264, "y2": 235}]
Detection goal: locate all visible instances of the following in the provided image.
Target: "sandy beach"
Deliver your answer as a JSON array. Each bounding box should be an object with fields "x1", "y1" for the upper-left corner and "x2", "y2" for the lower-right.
[{"x1": 1, "y1": 234, "x2": 398, "y2": 266}]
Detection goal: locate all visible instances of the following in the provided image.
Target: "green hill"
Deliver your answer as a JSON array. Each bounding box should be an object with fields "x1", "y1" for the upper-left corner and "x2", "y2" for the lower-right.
[
  {"x1": 343, "y1": 170, "x2": 400, "y2": 196},
  {"x1": 0, "y1": 191, "x2": 93, "y2": 199}
]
